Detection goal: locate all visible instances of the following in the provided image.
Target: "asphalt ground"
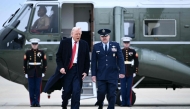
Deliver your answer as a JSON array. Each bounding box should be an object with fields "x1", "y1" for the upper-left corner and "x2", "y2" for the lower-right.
[{"x1": 0, "y1": 76, "x2": 190, "y2": 109}]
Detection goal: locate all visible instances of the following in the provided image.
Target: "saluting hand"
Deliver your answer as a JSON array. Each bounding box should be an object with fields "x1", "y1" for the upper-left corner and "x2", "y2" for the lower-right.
[
  {"x1": 119, "y1": 74, "x2": 125, "y2": 78},
  {"x1": 60, "y1": 68, "x2": 66, "y2": 74},
  {"x1": 92, "y1": 76, "x2": 96, "y2": 82},
  {"x1": 82, "y1": 73, "x2": 87, "y2": 80}
]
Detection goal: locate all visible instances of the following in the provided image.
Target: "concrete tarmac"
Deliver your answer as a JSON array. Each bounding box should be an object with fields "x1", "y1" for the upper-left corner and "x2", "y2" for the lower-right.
[{"x1": 0, "y1": 76, "x2": 190, "y2": 109}]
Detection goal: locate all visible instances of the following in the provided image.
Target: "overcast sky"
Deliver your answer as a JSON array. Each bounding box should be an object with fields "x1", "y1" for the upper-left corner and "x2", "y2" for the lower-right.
[{"x1": 0, "y1": 0, "x2": 26, "y2": 29}]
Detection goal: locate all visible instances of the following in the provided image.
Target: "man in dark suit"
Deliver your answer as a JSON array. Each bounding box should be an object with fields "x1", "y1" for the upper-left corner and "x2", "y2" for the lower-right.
[
  {"x1": 91, "y1": 29, "x2": 125, "y2": 109},
  {"x1": 23, "y1": 38, "x2": 47, "y2": 107},
  {"x1": 44, "y1": 27, "x2": 90, "y2": 109},
  {"x1": 120, "y1": 37, "x2": 139, "y2": 107}
]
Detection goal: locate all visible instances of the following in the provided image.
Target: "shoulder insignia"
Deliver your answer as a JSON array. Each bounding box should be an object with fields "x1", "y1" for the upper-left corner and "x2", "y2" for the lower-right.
[{"x1": 25, "y1": 50, "x2": 30, "y2": 53}]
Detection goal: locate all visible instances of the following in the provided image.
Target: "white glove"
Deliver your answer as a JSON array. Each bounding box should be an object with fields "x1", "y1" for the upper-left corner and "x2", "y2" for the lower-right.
[
  {"x1": 25, "y1": 74, "x2": 28, "y2": 78},
  {"x1": 42, "y1": 73, "x2": 45, "y2": 77},
  {"x1": 133, "y1": 73, "x2": 136, "y2": 77}
]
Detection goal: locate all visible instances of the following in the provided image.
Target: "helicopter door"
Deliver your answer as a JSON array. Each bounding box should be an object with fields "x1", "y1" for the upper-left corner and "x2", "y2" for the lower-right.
[
  {"x1": 61, "y1": 3, "x2": 95, "y2": 98},
  {"x1": 61, "y1": 3, "x2": 93, "y2": 52},
  {"x1": 74, "y1": 4, "x2": 94, "y2": 52}
]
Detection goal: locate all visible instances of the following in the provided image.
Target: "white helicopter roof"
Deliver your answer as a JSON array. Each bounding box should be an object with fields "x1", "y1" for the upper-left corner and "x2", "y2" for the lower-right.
[{"x1": 25, "y1": 0, "x2": 190, "y2": 8}]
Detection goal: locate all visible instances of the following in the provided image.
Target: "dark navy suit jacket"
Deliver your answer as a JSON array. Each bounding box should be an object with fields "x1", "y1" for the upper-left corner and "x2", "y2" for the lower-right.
[
  {"x1": 43, "y1": 38, "x2": 90, "y2": 93},
  {"x1": 91, "y1": 41, "x2": 125, "y2": 80}
]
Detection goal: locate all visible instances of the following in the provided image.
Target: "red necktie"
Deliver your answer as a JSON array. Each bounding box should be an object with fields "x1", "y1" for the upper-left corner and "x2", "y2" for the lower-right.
[{"x1": 68, "y1": 41, "x2": 77, "y2": 69}]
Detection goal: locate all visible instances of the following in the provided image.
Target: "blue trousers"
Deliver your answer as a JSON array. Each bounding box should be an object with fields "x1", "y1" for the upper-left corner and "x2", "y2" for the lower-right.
[
  {"x1": 120, "y1": 75, "x2": 133, "y2": 106},
  {"x1": 28, "y1": 74, "x2": 42, "y2": 105},
  {"x1": 62, "y1": 66, "x2": 81, "y2": 109},
  {"x1": 96, "y1": 80, "x2": 118, "y2": 109}
]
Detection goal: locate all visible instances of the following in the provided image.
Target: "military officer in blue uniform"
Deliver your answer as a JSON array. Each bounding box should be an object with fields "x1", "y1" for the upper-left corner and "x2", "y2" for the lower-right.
[
  {"x1": 23, "y1": 38, "x2": 47, "y2": 107},
  {"x1": 120, "y1": 37, "x2": 139, "y2": 107},
  {"x1": 91, "y1": 29, "x2": 125, "y2": 109}
]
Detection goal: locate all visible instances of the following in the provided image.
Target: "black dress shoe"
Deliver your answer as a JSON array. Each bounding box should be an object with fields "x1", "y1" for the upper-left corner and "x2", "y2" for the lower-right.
[
  {"x1": 120, "y1": 105, "x2": 127, "y2": 107},
  {"x1": 62, "y1": 107, "x2": 67, "y2": 109},
  {"x1": 30, "y1": 105, "x2": 35, "y2": 107},
  {"x1": 35, "y1": 104, "x2": 41, "y2": 107},
  {"x1": 98, "y1": 105, "x2": 103, "y2": 109},
  {"x1": 95, "y1": 102, "x2": 103, "y2": 109}
]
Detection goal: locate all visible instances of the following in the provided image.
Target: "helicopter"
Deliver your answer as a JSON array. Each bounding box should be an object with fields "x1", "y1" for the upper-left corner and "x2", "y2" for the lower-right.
[{"x1": 0, "y1": 0, "x2": 190, "y2": 106}]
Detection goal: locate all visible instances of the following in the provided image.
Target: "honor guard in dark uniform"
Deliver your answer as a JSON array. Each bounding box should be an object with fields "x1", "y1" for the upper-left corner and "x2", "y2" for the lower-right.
[
  {"x1": 91, "y1": 29, "x2": 125, "y2": 109},
  {"x1": 23, "y1": 38, "x2": 47, "y2": 107},
  {"x1": 120, "y1": 37, "x2": 139, "y2": 107}
]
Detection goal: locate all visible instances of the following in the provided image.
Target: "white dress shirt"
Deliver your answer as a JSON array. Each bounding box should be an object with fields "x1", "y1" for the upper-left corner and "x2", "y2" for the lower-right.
[
  {"x1": 72, "y1": 38, "x2": 79, "y2": 63},
  {"x1": 102, "y1": 42, "x2": 109, "y2": 51}
]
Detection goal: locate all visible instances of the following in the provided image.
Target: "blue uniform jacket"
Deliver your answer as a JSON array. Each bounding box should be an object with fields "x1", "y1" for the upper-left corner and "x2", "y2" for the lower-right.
[{"x1": 91, "y1": 41, "x2": 125, "y2": 80}]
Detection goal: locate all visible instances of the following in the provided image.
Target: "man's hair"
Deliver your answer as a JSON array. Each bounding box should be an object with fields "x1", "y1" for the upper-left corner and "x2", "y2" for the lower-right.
[{"x1": 71, "y1": 27, "x2": 82, "y2": 35}]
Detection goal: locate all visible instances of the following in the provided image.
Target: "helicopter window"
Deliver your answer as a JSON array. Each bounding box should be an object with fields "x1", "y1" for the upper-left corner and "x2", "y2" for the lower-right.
[
  {"x1": 16, "y1": 5, "x2": 33, "y2": 32},
  {"x1": 124, "y1": 21, "x2": 135, "y2": 38},
  {"x1": 0, "y1": 4, "x2": 33, "y2": 50},
  {"x1": 3, "y1": 5, "x2": 26, "y2": 27},
  {"x1": 144, "y1": 19, "x2": 176, "y2": 37},
  {"x1": 3, "y1": 8, "x2": 20, "y2": 27},
  {"x1": 30, "y1": 5, "x2": 59, "y2": 34}
]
